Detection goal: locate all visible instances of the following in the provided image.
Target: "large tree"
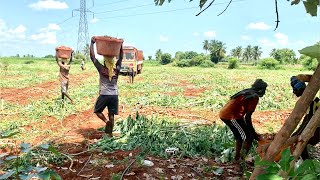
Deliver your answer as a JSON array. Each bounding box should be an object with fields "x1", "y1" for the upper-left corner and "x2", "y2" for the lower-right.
[
  {"x1": 270, "y1": 48, "x2": 297, "y2": 64},
  {"x1": 185, "y1": 51, "x2": 198, "y2": 59},
  {"x1": 174, "y1": 51, "x2": 185, "y2": 60}
]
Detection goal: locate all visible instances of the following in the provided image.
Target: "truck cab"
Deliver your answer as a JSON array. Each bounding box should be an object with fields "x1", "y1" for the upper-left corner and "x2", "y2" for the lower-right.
[{"x1": 120, "y1": 46, "x2": 143, "y2": 75}]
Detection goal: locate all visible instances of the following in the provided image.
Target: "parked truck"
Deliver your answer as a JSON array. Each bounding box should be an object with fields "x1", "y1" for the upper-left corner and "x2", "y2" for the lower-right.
[{"x1": 120, "y1": 46, "x2": 143, "y2": 75}]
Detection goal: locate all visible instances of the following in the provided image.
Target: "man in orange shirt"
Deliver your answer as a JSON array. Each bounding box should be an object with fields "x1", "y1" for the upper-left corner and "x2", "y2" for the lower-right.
[{"x1": 219, "y1": 79, "x2": 268, "y2": 160}]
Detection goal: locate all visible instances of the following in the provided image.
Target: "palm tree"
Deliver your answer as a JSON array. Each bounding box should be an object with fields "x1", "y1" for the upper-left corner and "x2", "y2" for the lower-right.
[
  {"x1": 242, "y1": 45, "x2": 252, "y2": 63},
  {"x1": 235, "y1": 46, "x2": 242, "y2": 60},
  {"x1": 203, "y1": 40, "x2": 210, "y2": 54},
  {"x1": 252, "y1": 46, "x2": 262, "y2": 65},
  {"x1": 230, "y1": 46, "x2": 242, "y2": 60},
  {"x1": 209, "y1": 40, "x2": 226, "y2": 63}
]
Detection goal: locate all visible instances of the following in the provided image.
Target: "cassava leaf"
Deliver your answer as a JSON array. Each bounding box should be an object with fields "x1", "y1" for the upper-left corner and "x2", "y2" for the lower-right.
[{"x1": 299, "y1": 43, "x2": 320, "y2": 62}]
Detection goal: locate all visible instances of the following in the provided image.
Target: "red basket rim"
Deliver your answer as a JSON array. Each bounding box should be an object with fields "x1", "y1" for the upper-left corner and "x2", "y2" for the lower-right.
[
  {"x1": 95, "y1": 36, "x2": 123, "y2": 43},
  {"x1": 56, "y1": 46, "x2": 72, "y2": 51}
]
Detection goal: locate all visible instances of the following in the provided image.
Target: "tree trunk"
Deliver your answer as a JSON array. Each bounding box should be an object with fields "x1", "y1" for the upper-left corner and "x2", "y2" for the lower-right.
[
  {"x1": 250, "y1": 65, "x2": 320, "y2": 179},
  {"x1": 290, "y1": 107, "x2": 320, "y2": 167}
]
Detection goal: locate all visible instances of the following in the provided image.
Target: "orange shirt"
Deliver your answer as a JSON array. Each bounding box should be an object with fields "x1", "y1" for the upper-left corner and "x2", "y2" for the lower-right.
[{"x1": 219, "y1": 95, "x2": 259, "y2": 120}]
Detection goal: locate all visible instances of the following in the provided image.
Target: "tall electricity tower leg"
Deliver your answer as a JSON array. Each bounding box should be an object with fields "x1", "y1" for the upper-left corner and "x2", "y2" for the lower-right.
[{"x1": 73, "y1": 0, "x2": 94, "y2": 56}]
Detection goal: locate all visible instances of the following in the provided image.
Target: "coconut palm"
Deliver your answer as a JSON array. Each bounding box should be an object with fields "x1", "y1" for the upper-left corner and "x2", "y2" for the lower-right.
[
  {"x1": 203, "y1": 40, "x2": 210, "y2": 54},
  {"x1": 230, "y1": 46, "x2": 242, "y2": 60},
  {"x1": 252, "y1": 46, "x2": 262, "y2": 65},
  {"x1": 242, "y1": 45, "x2": 252, "y2": 63},
  {"x1": 209, "y1": 40, "x2": 226, "y2": 63}
]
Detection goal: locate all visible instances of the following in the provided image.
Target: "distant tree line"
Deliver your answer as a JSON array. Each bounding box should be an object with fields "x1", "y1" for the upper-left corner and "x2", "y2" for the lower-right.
[{"x1": 152, "y1": 39, "x2": 319, "y2": 70}]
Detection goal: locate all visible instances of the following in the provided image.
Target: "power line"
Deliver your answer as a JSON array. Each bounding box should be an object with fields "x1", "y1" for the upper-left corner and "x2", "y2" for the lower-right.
[
  {"x1": 98, "y1": 6, "x2": 197, "y2": 20},
  {"x1": 95, "y1": 3, "x2": 154, "y2": 14},
  {"x1": 57, "y1": 16, "x2": 76, "y2": 25},
  {"x1": 97, "y1": 0, "x2": 246, "y2": 20},
  {"x1": 95, "y1": 0, "x2": 131, "y2": 6}
]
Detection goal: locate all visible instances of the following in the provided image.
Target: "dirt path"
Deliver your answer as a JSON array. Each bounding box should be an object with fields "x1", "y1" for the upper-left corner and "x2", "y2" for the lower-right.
[{"x1": 0, "y1": 72, "x2": 94, "y2": 105}]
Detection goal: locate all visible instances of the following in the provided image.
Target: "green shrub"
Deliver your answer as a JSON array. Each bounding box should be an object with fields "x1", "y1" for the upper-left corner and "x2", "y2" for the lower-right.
[
  {"x1": 228, "y1": 57, "x2": 239, "y2": 69},
  {"x1": 174, "y1": 57, "x2": 214, "y2": 68},
  {"x1": 189, "y1": 55, "x2": 207, "y2": 66},
  {"x1": 258, "y1": 58, "x2": 280, "y2": 69},
  {"x1": 301, "y1": 56, "x2": 318, "y2": 70},
  {"x1": 160, "y1": 53, "x2": 172, "y2": 65},
  {"x1": 199, "y1": 60, "x2": 215, "y2": 67},
  {"x1": 175, "y1": 59, "x2": 191, "y2": 67}
]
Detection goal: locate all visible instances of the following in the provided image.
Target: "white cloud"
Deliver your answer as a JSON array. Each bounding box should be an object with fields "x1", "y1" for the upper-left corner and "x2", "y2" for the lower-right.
[
  {"x1": 40, "y1": 23, "x2": 61, "y2": 31},
  {"x1": 259, "y1": 33, "x2": 307, "y2": 57},
  {"x1": 30, "y1": 31, "x2": 57, "y2": 44},
  {"x1": 192, "y1": 32, "x2": 200, "y2": 36},
  {"x1": 48, "y1": 23, "x2": 61, "y2": 31},
  {"x1": 258, "y1": 38, "x2": 276, "y2": 47},
  {"x1": 0, "y1": 19, "x2": 27, "y2": 41},
  {"x1": 29, "y1": 0, "x2": 68, "y2": 10},
  {"x1": 90, "y1": 18, "x2": 99, "y2": 23},
  {"x1": 31, "y1": 23, "x2": 61, "y2": 44},
  {"x1": 247, "y1": 22, "x2": 271, "y2": 30},
  {"x1": 274, "y1": 32, "x2": 288, "y2": 46},
  {"x1": 203, "y1": 31, "x2": 216, "y2": 38},
  {"x1": 160, "y1": 35, "x2": 169, "y2": 42},
  {"x1": 241, "y1": 35, "x2": 250, "y2": 41},
  {"x1": 8, "y1": 25, "x2": 27, "y2": 34}
]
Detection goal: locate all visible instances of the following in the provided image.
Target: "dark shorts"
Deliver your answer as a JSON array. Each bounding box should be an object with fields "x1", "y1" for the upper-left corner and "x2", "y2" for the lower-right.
[
  {"x1": 61, "y1": 81, "x2": 69, "y2": 93},
  {"x1": 222, "y1": 119, "x2": 253, "y2": 141},
  {"x1": 94, "y1": 95, "x2": 119, "y2": 115}
]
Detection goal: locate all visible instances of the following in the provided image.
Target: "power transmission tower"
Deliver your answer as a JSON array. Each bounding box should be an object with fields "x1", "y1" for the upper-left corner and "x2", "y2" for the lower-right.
[{"x1": 73, "y1": 0, "x2": 94, "y2": 56}]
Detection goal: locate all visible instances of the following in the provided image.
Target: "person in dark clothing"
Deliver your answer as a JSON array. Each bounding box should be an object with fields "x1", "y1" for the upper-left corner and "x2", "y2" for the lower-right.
[
  {"x1": 290, "y1": 75, "x2": 320, "y2": 159},
  {"x1": 128, "y1": 66, "x2": 134, "y2": 84},
  {"x1": 55, "y1": 50, "x2": 74, "y2": 104},
  {"x1": 219, "y1": 79, "x2": 268, "y2": 160},
  {"x1": 90, "y1": 36, "x2": 123, "y2": 137}
]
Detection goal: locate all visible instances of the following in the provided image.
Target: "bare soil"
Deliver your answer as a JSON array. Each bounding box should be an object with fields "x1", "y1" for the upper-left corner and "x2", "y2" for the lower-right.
[{"x1": 2, "y1": 77, "x2": 317, "y2": 179}]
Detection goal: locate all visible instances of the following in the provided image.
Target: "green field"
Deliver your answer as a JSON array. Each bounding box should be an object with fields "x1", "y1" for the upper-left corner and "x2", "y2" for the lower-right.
[
  {"x1": 0, "y1": 57, "x2": 312, "y2": 141},
  {"x1": 0, "y1": 57, "x2": 317, "y2": 179},
  {"x1": 0, "y1": 57, "x2": 312, "y2": 143}
]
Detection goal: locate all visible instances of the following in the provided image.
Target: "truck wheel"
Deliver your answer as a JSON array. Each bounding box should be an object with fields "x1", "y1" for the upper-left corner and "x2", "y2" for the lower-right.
[{"x1": 137, "y1": 67, "x2": 142, "y2": 74}]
